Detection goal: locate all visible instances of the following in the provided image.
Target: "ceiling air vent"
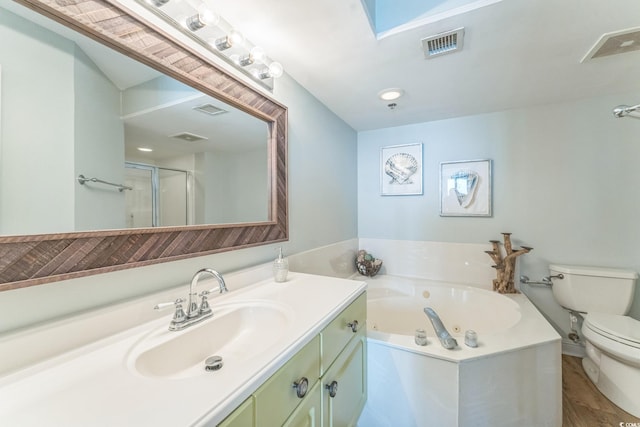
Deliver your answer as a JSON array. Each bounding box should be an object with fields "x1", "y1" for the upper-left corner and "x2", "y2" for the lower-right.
[
  {"x1": 169, "y1": 132, "x2": 208, "y2": 142},
  {"x1": 421, "y1": 27, "x2": 465, "y2": 59},
  {"x1": 582, "y1": 27, "x2": 640, "y2": 62},
  {"x1": 192, "y1": 103, "x2": 228, "y2": 116}
]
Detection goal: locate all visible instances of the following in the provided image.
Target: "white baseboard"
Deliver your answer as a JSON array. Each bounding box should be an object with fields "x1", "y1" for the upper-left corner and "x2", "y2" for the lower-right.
[{"x1": 562, "y1": 339, "x2": 586, "y2": 357}]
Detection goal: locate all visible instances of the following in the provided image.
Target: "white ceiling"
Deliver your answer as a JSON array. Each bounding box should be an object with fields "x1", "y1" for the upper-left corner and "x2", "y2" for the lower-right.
[{"x1": 210, "y1": 0, "x2": 640, "y2": 131}]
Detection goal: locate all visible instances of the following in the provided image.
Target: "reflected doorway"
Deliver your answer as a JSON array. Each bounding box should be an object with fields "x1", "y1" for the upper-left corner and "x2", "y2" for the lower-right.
[{"x1": 124, "y1": 162, "x2": 192, "y2": 228}]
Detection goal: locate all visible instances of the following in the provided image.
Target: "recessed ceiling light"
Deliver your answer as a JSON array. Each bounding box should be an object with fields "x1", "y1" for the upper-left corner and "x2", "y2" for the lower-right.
[
  {"x1": 137, "y1": 147, "x2": 153, "y2": 152},
  {"x1": 378, "y1": 88, "x2": 404, "y2": 101}
]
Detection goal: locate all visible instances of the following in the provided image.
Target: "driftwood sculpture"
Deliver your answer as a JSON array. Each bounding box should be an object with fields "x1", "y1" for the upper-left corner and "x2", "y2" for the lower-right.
[{"x1": 485, "y1": 233, "x2": 532, "y2": 294}]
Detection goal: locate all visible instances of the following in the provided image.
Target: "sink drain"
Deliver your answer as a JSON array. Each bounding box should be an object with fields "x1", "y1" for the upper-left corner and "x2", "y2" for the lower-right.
[{"x1": 205, "y1": 355, "x2": 223, "y2": 371}]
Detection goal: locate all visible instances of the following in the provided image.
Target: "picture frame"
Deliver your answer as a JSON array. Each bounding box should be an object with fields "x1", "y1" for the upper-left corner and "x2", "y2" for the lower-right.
[
  {"x1": 380, "y1": 143, "x2": 423, "y2": 196},
  {"x1": 440, "y1": 159, "x2": 492, "y2": 216}
]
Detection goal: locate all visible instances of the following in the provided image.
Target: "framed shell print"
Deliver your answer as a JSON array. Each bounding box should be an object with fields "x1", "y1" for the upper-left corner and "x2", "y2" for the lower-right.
[
  {"x1": 380, "y1": 143, "x2": 423, "y2": 196},
  {"x1": 440, "y1": 159, "x2": 492, "y2": 216}
]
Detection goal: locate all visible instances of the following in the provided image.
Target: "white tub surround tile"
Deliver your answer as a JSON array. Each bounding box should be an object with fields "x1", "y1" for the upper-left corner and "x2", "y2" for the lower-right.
[
  {"x1": 288, "y1": 238, "x2": 359, "y2": 278},
  {"x1": 359, "y1": 238, "x2": 496, "y2": 288}
]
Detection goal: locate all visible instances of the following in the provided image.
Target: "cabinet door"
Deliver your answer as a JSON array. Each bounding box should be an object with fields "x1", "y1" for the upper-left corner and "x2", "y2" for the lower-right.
[
  {"x1": 322, "y1": 333, "x2": 367, "y2": 427},
  {"x1": 254, "y1": 335, "x2": 321, "y2": 427},
  {"x1": 282, "y1": 382, "x2": 321, "y2": 427},
  {"x1": 218, "y1": 396, "x2": 254, "y2": 427}
]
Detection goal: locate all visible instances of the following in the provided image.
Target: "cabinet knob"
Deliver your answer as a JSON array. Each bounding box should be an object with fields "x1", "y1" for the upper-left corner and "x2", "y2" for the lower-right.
[
  {"x1": 347, "y1": 320, "x2": 359, "y2": 333},
  {"x1": 325, "y1": 380, "x2": 338, "y2": 398},
  {"x1": 292, "y1": 377, "x2": 309, "y2": 399}
]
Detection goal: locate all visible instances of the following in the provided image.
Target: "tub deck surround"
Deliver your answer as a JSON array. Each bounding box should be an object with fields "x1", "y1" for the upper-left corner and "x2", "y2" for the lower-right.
[
  {"x1": 359, "y1": 274, "x2": 562, "y2": 426},
  {"x1": 365, "y1": 275, "x2": 560, "y2": 362},
  {"x1": 0, "y1": 273, "x2": 366, "y2": 427}
]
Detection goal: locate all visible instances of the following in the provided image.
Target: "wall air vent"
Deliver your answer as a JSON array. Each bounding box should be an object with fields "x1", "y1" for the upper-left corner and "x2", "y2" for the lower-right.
[
  {"x1": 582, "y1": 27, "x2": 640, "y2": 62},
  {"x1": 193, "y1": 103, "x2": 228, "y2": 116},
  {"x1": 421, "y1": 27, "x2": 465, "y2": 59},
  {"x1": 169, "y1": 132, "x2": 208, "y2": 142}
]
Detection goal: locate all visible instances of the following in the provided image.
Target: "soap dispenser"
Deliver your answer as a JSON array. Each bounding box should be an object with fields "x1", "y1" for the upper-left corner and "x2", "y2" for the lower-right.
[{"x1": 273, "y1": 247, "x2": 289, "y2": 282}]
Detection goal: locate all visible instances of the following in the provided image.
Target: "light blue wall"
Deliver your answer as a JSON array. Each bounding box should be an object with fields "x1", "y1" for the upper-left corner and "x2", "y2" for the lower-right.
[
  {"x1": 74, "y1": 46, "x2": 126, "y2": 231},
  {"x1": 0, "y1": 10, "x2": 75, "y2": 235},
  {"x1": 200, "y1": 148, "x2": 268, "y2": 224},
  {"x1": 358, "y1": 92, "x2": 640, "y2": 326},
  {"x1": 0, "y1": 10, "x2": 125, "y2": 234}
]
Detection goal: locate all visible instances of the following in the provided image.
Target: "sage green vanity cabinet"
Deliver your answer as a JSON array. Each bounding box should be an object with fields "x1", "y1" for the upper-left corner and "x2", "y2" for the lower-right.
[
  {"x1": 320, "y1": 294, "x2": 366, "y2": 375},
  {"x1": 217, "y1": 292, "x2": 366, "y2": 427},
  {"x1": 254, "y1": 335, "x2": 321, "y2": 426},
  {"x1": 282, "y1": 382, "x2": 322, "y2": 427},
  {"x1": 321, "y1": 333, "x2": 366, "y2": 427},
  {"x1": 218, "y1": 396, "x2": 254, "y2": 427}
]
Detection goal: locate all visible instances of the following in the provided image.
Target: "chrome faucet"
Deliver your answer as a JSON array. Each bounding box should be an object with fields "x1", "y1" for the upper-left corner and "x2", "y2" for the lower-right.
[
  {"x1": 423, "y1": 307, "x2": 458, "y2": 350},
  {"x1": 187, "y1": 268, "x2": 228, "y2": 319},
  {"x1": 155, "y1": 268, "x2": 228, "y2": 331}
]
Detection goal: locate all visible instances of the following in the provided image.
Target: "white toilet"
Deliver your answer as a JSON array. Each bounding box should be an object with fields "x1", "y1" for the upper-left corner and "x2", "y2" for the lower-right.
[{"x1": 549, "y1": 264, "x2": 640, "y2": 417}]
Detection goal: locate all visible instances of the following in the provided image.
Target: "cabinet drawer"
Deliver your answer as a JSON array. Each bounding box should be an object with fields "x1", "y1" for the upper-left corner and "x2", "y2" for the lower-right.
[
  {"x1": 320, "y1": 292, "x2": 366, "y2": 374},
  {"x1": 254, "y1": 335, "x2": 321, "y2": 427}
]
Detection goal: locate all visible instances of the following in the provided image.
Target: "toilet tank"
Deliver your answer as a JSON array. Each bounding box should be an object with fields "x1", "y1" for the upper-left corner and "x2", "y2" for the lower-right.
[{"x1": 549, "y1": 264, "x2": 637, "y2": 314}]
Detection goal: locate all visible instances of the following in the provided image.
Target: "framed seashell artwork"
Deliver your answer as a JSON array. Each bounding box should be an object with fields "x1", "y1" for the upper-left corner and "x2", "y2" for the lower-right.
[
  {"x1": 380, "y1": 143, "x2": 423, "y2": 195},
  {"x1": 440, "y1": 159, "x2": 492, "y2": 216}
]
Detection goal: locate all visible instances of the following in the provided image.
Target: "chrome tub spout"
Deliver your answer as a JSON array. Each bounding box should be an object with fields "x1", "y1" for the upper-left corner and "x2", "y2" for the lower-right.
[{"x1": 423, "y1": 307, "x2": 458, "y2": 349}]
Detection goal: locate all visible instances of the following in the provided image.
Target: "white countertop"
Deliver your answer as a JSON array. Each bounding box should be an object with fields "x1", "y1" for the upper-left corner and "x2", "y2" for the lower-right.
[{"x1": 0, "y1": 273, "x2": 366, "y2": 426}]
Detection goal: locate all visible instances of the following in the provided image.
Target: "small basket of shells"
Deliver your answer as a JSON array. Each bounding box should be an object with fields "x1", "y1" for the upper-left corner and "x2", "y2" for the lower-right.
[{"x1": 356, "y1": 250, "x2": 383, "y2": 277}]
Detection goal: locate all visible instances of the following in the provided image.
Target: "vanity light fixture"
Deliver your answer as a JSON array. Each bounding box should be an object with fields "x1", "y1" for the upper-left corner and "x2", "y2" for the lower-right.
[
  {"x1": 378, "y1": 88, "x2": 405, "y2": 101},
  {"x1": 137, "y1": 147, "x2": 153, "y2": 152},
  {"x1": 147, "y1": 0, "x2": 169, "y2": 7},
  {"x1": 252, "y1": 61, "x2": 284, "y2": 80},
  {"x1": 238, "y1": 46, "x2": 266, "y2": 66},
  {"x1": 185, "y1": 6, "x2": 219, "y2": 32},
  {"x1": 135, "y1": 0, "x2": 283, "y2": 90},
  {"x1": 214, "y1": 30, "x2": 244, "y2": 51}
]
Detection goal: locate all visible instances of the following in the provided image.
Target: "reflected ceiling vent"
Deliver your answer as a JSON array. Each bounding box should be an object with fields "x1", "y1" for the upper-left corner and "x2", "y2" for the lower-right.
[
  {"x1": 582, "y1": 27, "x2": 640, "y2": 62},
  {"x1": 421, "y1": 27, "x2": 465, "y2": 59},
  {"x1": 169, "y1": 132, "x2": 208, "y2": 142},
  {"x1": 193, "y1": 103, "x2": 228, "y2": 116}
]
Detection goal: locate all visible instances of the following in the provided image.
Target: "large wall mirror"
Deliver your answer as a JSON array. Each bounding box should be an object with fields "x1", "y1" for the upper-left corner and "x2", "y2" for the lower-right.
[{"x1": 0, "y1": 0, "x2": 288, "y2": 291}]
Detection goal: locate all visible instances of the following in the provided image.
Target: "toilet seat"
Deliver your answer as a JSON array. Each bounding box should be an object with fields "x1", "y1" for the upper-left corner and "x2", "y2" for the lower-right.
[{"x1": 584, "y1": 313, "x2": 640, "y2": 349}]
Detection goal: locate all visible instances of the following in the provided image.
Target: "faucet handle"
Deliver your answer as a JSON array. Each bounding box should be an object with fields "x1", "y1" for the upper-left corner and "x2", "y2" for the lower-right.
[
  {"x1": 199, "y1": 290, "x2": 212, "y2": 316},
  {"x1": 154, "y1": 298, "x2": 184, "y2": 311},
  {"x1": 154, "y1": 298, "x2": 187, "y2": 326}
]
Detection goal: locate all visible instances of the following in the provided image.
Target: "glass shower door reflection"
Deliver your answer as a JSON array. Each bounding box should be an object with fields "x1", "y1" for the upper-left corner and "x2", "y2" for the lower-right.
[
  {"x1": 125, "y1": 166, "x2": 154, "y2": 228},
  {"x1": 158, "y1": 168, "x2": 188, "y2": 227},
  {"x1": 125, "y1": 163, "x2": 191, "y2": 228}
]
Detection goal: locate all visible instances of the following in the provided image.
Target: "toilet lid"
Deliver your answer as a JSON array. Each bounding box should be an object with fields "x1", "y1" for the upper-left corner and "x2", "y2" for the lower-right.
[{"x1": 585, "y1": 313, "x2": 640, "y2": 349}]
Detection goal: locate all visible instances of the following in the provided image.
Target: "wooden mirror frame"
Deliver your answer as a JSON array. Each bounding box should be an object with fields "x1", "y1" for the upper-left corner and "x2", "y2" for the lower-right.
[{"x1": 0, "y1": 0, "x2": 288, "y2": 291}]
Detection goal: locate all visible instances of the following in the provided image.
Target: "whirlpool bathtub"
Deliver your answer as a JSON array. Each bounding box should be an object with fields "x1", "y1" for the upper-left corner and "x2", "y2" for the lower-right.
[{"x1": 358, "y1": 275, "x2": 562, "y2": 427}]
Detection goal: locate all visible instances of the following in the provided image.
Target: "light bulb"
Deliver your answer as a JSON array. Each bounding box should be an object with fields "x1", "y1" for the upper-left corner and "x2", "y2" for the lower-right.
[
  {"x1": 250, "y1": 46, "x2": 266, "y2": 63},
  {"x1": 197, "y1": 6, "x2": 219, "y2": 26},
  {"x1": 229, "y1": 30, "x2": 244, "y2": 46},
  {"x1": 268, "y1": 61, "x2": 284, "y2": 78},
  {"x1": 185, "y1": 6, "x2": 218, "y2": 31},
  {"x1": 215, "y1": 30, "x2": 244, "y2": 51}
]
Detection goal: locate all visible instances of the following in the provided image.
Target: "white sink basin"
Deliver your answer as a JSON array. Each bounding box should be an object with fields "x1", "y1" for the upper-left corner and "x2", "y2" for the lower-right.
[{"x1": 128, "y1": 300, "x2": 294, "y2": 379}]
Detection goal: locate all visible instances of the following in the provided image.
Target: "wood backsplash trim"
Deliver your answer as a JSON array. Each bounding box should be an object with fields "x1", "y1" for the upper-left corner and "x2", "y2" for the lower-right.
[{"x1": 0, "y1": 0, "x2": 288, "y2": 291}]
